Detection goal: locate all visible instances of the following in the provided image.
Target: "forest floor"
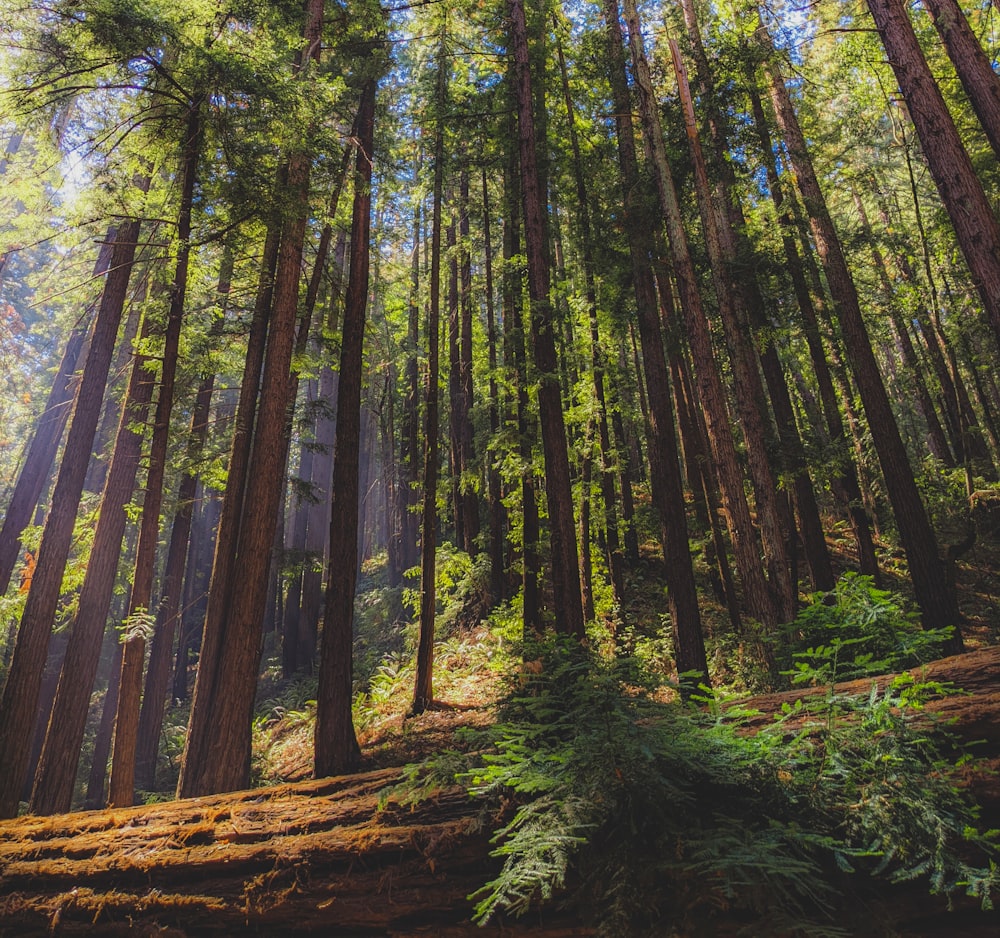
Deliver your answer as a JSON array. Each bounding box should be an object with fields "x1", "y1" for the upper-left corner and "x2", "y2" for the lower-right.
[
  {"x1": 1, "y1": 643, "x2": 999, "y2": 936},
  {"x1": 2, "y1": 526, "x2": 1000, "y2": 935}
]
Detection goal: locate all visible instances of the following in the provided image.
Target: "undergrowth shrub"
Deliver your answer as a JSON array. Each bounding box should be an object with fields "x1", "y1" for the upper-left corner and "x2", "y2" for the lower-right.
[
  {"x1": 774, "y1": 573, "x2": 954, "y2": 686},
  {"x1": 397, "y1": 638, "x2": 998, "y2": 936}
]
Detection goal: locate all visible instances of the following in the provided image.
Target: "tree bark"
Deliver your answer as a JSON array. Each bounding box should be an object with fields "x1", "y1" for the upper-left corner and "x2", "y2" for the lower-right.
[
  {"x1": 921, "y1": 0, "x2": 1000, "y2": 159},
  {"x1": 601, "y1": 0, "x2": 707, "y2": 681},
  {"x1": 314, "y1": 76, "x2": 378, "y2": 778},
  {"x1": 30, "y1": 291, "x2": 158, "y2": 816},
  {"x1": 763, "y1": 22, "x2": 963, "y2": 649},
  {"x1": 0, "y1": 237, "x2": 114, "y2": 595},
  {"x1": 508, "y1": 0, "x2": 584, "y2": 639},
  {"x1": 412, "y1": 42, "x2": 447, "y2": 715},
  {"x1": 109, "y1": 102, "x2": 203, "y2": 808},
  {"x1": 866, "y1": 0, "x2": 1000, "y2": 352},
  {"x1": 179, "y1": 0, "x2": 325, "y2": 798},
  {"x1": 0, "y1": 213, "x2": 145, "y2": 819}
]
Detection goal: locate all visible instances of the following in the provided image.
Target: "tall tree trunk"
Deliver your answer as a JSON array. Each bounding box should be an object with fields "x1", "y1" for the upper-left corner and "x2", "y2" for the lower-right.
[
  {"x1": 663, "y1": 30, "x2": 803, "y2": 607},
  {"x1": 412, "y1": 41, "x2": 448, "y2": 716},
  {"x1": 30, "y1": 296, "x2": 159, "y2": 816},
  {"x1": 314, "y1": 76, "x2": 378, "y2": 777},
  {"x1": 0, "y1": 211, "x2": 145, "y2": 819},
  {"x1": 458, "y1": 170, "x2": 479, "y2": 555},
  {"x1": 402, "y1": 173, "x2": 422, "y2": 575},
  {"x1": 0, "y1": 232, "x2": 117, "y2": 595},
  {"x1": 600, "y1": 0, "x2": 708, "y2": 680},
  {"x1": 921, "y1": 0, "x2": 1000, "y2": 159},
  {"x1": 866, "y1": 0, "x2": 1000, "y2": 351},
  {"x1": 134, "y1": 245, "x2": 231, "y2": 792},
  {"x1": 109, "y1": 103, "x2": 203, "y2": 808},
  {"x1": 499, "y1": 94, "x2": 541, "y2": 635},
  {"x1": 508, "y1": 0, "x2": 584, "y2": 639},
  {"x1": 554, "y1": 18, "x2": 625, "y2": 605},
  {"x1": 748, "y1": 84, "x2": 880, "y2": 581},
  {"x1": 853, "y1": 190, "x2": 954, "y2": 465},
  {"x1": 447, "y1": 210, "x2": 462, "y2": 548},
  {"x1": 762, "y1": 21, "x2": 963, "y2": 649},
  {"x1": 179, "y1": 0, "x2": 325, "y2": 798},
  {"x1": 482, "y1": 167, "x2": 506, "y2": 604},
  {"x1": 611, "y1": 0, "x2": 777, "y2": 633}
]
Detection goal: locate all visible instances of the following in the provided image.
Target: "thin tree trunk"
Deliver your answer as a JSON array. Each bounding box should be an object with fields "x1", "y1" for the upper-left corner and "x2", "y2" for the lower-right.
[
  {"x1": 109, "y1": 104, "x2": 203, "y2": 808},
  {"x1": 458, "y1": 170, "x2": 479, "y2": 555},
  {"x1": 601, "y1": 0, "x2": 708, "y2": 680},
  {"x1": 508, "y1": 0, "x2": 584, "y2": 639},
  {"x1": 0, "y1": 211, "x2": 146, "y2": 819},
  {"x1": 314, "y1": 76, "x2": 378, "y2": 777},
  {"x1": 554, "y1": 18, "x2": 625, "y2": 605},
  {"x1": 30, "y1": 293, "x2": 159, "y2": 816},
  {"x1": 412, "y1": 42, "x2": 447, "y2": 715},
  {"x1": 0, "y1": 231, "x2": 117, "y2": 595},
  {"x1": 613, "y1": 0, "x2": 777, "y2": 633},
  {"x1": 482, "y1": 167, "x2": 506, "y2": 604},
  {"x1": 663, "y1": 31, "x2": 802, "y2": 608}
]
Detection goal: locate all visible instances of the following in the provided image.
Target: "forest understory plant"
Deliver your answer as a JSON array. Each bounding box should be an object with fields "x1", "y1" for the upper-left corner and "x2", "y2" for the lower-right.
[{"x1": 397, "y1": 638, "x2": 999, "y2": 936}]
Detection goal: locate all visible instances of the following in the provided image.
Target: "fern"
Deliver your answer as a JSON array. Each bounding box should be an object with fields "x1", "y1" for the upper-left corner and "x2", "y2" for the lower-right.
[{"x1": 399, "y1": 636, "x2": 998, "y2": 935}]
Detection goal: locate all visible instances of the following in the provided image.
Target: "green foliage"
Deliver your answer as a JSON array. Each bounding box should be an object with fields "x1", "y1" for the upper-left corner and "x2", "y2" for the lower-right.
[
  {"x1": 775, "y1": 574, "x2": 953, "y2": 686},
  {"x1": 400, "y1": 638, "x2": 997, "y2": 935}
]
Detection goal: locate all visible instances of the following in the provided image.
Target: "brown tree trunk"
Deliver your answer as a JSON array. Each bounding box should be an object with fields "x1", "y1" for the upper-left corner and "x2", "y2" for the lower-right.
[
  {"x1": 412, "y1": 41, "x2": 448, "y2": 715},
  {"x1": 664, "y1": 31, "x2": 796, "y2": 608},
  {"x1": 178, "y1": 0, "x2": 326, "y2": 799},
  {"x1": 501, "y1": 96, "x2": 541, "y2": 636},
  {"x1": 134, "y1": 246, "x2": 231, "y2": 792},
  {"x1": 612, "y1": 0, "x2": 777, "y2": 633},
  {"x1": 0, "y1": 213, "x2": 145, "y2": 819},
  {"x1": 30, "y1": 294, "x2": 159, "y2": 816},
  {"x1": 763, "y1": 23, "x2": 963, "y2": 649},
  {"x1": 853, "y1": 191, "x2": 954, "y2": 465},
  {"x1": 0, "y1": 233, "x2": 116, "y2": 595},
  {"x1": 554, "y1": 19, "x2": 625, "y2": 605},
  {"x1": 482, "y1": 167, "x2": 506, "y2": 604},
  {"x1": 509, "y1": 0, "x2": 584, "y2": 639},
  {"x1": 921, "y1": 0, "x2": 1000, "y2": 159},
  {"x1": 866, "y1": 0, "x2": 1000, "y2": 351},
  {"x1": 458, "y1": 169, "x2": 480, "y2": 555},
  {"x1": 601, "y1": 0, "x2": 708, "y2": 681},
  {"x1": 314, "y1": 76, "x2": 378, "y2": 777},
  {"x1": 748, "y1": 84, "x2": 881, "y2": 581},
  {"x1": 109, "y1": 103, "x2": 203, "y2": 808}
]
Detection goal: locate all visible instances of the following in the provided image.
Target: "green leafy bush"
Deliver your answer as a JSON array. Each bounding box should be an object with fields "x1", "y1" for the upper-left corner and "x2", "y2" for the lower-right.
[
  {"x1": 776, "y1": 573, "x2": 954, "y2": 686},
  {"x1": 400, "y1": 638, "x2": 997, "y2": 936}
]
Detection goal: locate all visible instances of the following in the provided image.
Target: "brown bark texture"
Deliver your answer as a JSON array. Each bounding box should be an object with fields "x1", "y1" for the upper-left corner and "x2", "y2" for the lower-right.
[
  {"x1": 867, "y1": 0, "x2": 1000, "y2": 350},
  {"x1": 314, "y1": 76, "x2": 378, "y2": 779}
]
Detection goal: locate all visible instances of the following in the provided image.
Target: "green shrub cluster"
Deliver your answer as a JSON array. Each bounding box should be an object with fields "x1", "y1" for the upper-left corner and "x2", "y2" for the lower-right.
[{"x1": 401, "y1": 637, "x2": 998, "y2": 936}]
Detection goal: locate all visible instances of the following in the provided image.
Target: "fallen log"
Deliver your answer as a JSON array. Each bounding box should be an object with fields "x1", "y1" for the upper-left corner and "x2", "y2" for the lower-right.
[
  {"x1": 0, "y1": 768, "x2": 586, "y2": 936},
  {"x1": 1, "y1": 648, "x2": 998, "y2": 936}
]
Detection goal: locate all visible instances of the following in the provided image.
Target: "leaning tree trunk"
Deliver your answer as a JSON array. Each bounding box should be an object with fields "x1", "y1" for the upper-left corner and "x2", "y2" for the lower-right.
[
  {"x1": 747, "y1": 84, "x2": 880, "y2": 582},
  {"x1": 0, "y1": 213, "x2": 145, "y2": 819},
  {"x1": 0, "y1": 236, "x2": 114, "y2": 595},
  {"x1": 600, "y1": 0, "x2": 708, "y2": 681},
  {"x1": 30, "y1": 298, "x2": 159, "y2": 816},
  {"x1": 762, "y1": 20, "x2": 963, "y2": 651},
  {"x1": 866, "y1": 0, "x2": 1000, "y2": 352},
  {"x1": 920, "y1": 0, "x2": 1000, "y2": 159}
]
